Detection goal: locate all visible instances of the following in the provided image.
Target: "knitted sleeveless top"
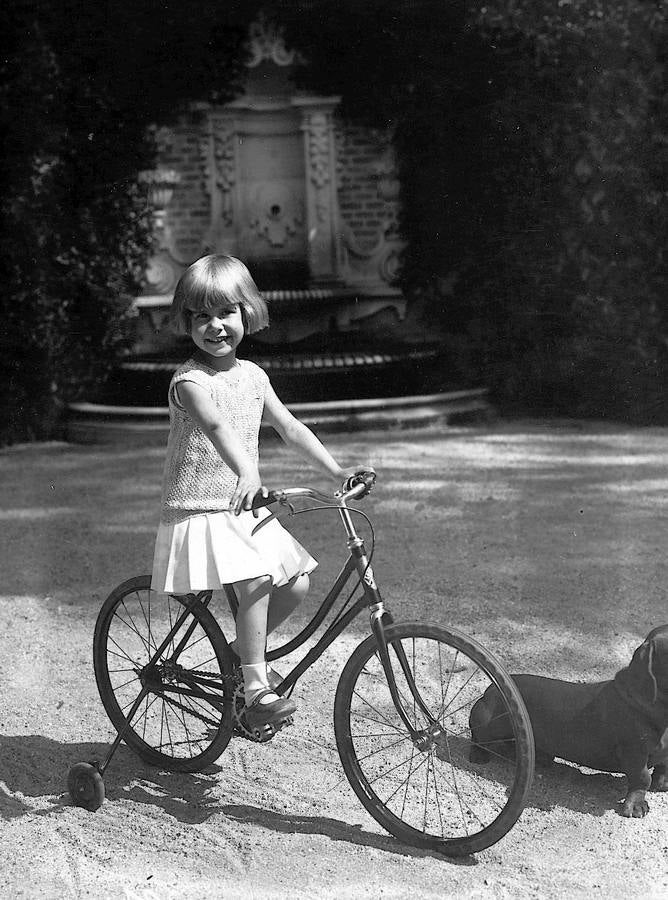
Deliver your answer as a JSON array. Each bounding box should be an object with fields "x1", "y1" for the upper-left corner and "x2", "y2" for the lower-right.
[{"x1": 159, "y1": 358, "x2": 269, "y2": 523}]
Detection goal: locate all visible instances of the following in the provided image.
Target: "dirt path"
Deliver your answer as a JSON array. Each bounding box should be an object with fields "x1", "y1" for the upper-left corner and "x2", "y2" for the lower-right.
[{"x1": 1, "y1": 421, "x2": 667, "y2": 898}]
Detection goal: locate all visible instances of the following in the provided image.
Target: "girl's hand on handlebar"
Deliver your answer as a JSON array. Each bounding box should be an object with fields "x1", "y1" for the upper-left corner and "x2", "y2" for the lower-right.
[
  {"x1": 339, "y1": 466, "x2": 376, "y2": 494},
  {"x1": 232, "y1": 471, "x2": 268, "y2": 517}
]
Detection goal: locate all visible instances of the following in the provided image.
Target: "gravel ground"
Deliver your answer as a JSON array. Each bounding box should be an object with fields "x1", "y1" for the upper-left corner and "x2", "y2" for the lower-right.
[{"x1": 0, "y1": 419, "x2": 667, "y2": 899}]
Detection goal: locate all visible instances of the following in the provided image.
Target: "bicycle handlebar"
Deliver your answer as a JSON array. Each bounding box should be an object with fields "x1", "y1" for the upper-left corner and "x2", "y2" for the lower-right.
[
  {"x1": 250, "y1": 470, "x2": 376, "y2": 510},
  {"x1": 341, "y1": 470, "x2": 376, "y2": 501}
]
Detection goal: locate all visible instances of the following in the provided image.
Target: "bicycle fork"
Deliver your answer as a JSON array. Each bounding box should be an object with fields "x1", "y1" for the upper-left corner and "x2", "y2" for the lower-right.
[
  {"x1": 346, "y1": 526, "x2": 439, "y2": 741},
  {"x1": 369, "y1": 606, "x2": 442, "y2": 742}
]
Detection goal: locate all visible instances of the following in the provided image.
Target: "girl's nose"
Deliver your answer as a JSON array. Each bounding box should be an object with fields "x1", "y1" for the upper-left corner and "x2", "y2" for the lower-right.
[{"x1": 209, "y1": 317, "x2": 224, "y2": 330}]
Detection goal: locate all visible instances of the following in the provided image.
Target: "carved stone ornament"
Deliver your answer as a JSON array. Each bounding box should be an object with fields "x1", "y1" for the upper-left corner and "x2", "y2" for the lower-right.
[
  {"x1": 248, "y1": 183, "x2": 304, "y2": 248},
  {"x1": 144, "y1": 251, "x2": 180, "y2": 295},
  {"x1": 304, "y1": 112, "x2": 331, "y2": 189},
  {"x1": 247, "y1": 12, "x2": 296, "y2": 68},
  {"x1": 301, "y1": 110, "x2": 333, "y2": 227},
  {"x1": 212, "y1": 123, "x2": 236, "y2": 227},
  {"x1": 340, "y1": 218, "x2": 404, "y2": 289}
]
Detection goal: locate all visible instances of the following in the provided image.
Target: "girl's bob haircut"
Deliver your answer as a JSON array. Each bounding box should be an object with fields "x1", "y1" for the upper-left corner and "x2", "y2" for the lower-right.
[{"x1": 170, "y1": 254, "x2": 269, "y2": 336}]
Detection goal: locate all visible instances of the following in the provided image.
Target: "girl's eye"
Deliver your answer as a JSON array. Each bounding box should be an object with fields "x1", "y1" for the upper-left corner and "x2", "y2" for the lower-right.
[{"x1": 192, "y1": 306, "x2": 238, "y2": 321}]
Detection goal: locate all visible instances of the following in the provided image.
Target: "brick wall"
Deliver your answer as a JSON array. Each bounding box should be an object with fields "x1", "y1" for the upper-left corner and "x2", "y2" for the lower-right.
[
  {"x1": 335, "y1": 121, "x2": 397, "y2": 253},
  {"x1": 156, "y1": 112, "x2": 398, "y2": 269},
  {"x1": 160, "y1": 115, "x2": 210, "y2": 263}
]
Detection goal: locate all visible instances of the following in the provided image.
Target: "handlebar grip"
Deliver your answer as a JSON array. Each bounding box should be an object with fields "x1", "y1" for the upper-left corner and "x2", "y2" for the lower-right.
[
  {"x1": 250, "y1": 489, "x2": 281, "y2": 510},
  {"x1": 342, "y1": 470, "x2": 376, "y2": 496}
]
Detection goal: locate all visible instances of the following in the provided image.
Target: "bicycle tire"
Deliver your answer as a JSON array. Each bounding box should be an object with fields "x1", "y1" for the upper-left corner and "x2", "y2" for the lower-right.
[
  {"x1": 334, "y1": 623, "x2": 534, "y2": 856},
  {"x1": 94, "y1": 575, "x2": 234, "y2": 772}
]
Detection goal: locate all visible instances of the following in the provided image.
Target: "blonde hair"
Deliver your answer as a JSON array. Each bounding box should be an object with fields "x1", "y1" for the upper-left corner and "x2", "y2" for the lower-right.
[{"x1": 169, "y1": 255, "x2": 269, "y2": 336}]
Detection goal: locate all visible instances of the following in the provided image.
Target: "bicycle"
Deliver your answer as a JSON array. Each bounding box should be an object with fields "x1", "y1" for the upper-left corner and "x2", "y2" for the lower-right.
[{"x1": 68, "y1": 472, "x2": 535, "y2": 856}]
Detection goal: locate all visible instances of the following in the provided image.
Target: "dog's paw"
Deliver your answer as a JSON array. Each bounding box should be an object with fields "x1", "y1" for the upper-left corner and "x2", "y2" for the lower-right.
[{"x1": 620, "y1": 795, "x2": 649, "y2": 818}]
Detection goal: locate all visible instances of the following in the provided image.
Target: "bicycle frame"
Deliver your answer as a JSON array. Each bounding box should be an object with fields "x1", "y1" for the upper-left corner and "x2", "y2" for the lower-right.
[
  {"x1": 217, "y1": 491, "x2": 439, "y2": 737},
  {"x1": 100, "y1": 482, "x2": 439, "y2": 773}
]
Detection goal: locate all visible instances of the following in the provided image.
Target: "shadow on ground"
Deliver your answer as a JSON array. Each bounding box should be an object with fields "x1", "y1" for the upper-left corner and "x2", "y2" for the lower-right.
[
  {"x1": 2, "y1": 730, "x2": 657, "y2": 842},
  {"x1": 0, "y1": 733, "x2": 475, "y2": 864}
]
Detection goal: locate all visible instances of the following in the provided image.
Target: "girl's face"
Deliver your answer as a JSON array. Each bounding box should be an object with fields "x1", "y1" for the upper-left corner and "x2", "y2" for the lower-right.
[{"x1": 189, "y1": 302, "x2": 244, "y2": 369}]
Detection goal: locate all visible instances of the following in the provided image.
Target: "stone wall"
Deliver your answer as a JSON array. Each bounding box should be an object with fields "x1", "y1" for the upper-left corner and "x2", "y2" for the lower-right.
[
  {"x1": 335, "y1": 122, "x2": 397, "y2": 254},
  {"x1": 150, "y1": 112, "x2": 400, "y2": 289},
  {"x1": 157, "y1": 117, "x2": 210, "y2": 265}
]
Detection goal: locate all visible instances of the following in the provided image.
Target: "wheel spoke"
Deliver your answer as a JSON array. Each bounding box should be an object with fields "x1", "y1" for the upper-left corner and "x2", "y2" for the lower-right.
[
  {"x1": 335, "y1": 625, "x2": 534, "y2": 854},
  {"x1": 95, "y1": 580, "x2": 233, "y2": 771}
]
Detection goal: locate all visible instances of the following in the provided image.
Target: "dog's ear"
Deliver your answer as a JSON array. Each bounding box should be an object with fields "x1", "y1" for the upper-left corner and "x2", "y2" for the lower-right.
[
  {"x1": 645, "y1": 626, "x2": 668, "y2": 700},
  {"x1": 615, "y1": 627, "x2": 668, "y2": 709},
  {"x1": 625, "y1": 637, "x2": 658, "y2": 703}
]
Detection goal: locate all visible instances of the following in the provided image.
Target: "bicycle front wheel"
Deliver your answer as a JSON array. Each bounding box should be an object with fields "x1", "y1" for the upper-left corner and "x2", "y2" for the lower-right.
[
  {"x1": 94, "y1": 576, "x2": 235, "y2": 772},
  {"x1": 334, "y1": 623, "x2": 534, "y2": 856}
]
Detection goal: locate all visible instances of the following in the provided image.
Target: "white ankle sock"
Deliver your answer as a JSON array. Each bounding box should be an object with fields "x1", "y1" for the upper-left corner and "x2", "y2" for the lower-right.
[{"x1": 241, "y1": 663, "x2": 276, "y2": 706}]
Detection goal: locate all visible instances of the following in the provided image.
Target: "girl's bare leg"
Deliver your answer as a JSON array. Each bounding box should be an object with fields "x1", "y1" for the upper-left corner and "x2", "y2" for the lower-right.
[
  {"x1": 266, "y1": 573, "x2": 310, "y2": 636},
  {"x1": 234, "y1": 575, "x2": 272, "y2": 664},
  {"x1": 229, "y1": 574, "x2": 309, "y2": 699},
  {"x1": 229, "y1": 573, "x2": 309, "y2": 655},
  {"x1": 233, "y1": 574, "x2": 297, "y2": 715}
]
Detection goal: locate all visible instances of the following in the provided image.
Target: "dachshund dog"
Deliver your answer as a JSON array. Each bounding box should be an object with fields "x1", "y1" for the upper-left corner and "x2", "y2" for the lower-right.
[{"x1": 469, "y1": 625, "x2": 668, "y2": 817}]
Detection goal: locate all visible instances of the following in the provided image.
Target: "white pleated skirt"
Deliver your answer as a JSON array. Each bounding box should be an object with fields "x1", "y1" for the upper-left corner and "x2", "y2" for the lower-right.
[{"x1": 151, "y1": 508, "x2": 317, "y2": 594}]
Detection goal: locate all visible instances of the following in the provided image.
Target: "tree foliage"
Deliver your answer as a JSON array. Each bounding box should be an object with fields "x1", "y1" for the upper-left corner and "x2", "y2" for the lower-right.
[
  {"x1": 275, "y1": 0, "x2": 668, "y2": 420},
  {"x1": 0, "y1": 0, "x2": 262, "y2": 443},
  {"x1": 465, "y1": 0, "x2": 668, "y2": 419}
]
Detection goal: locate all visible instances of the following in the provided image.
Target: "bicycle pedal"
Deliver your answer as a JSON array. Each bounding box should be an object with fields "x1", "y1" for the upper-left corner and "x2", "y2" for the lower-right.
[
  {"x1": 252, "y1": 716, "x2": 293, "y2": 740},
  {"x1": 253, "y1": 723, "x2": 276, "y2": 740}
]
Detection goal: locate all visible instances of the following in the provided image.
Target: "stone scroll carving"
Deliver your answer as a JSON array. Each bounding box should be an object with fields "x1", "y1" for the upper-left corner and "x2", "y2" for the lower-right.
[
  {"x1": 340, "y1": 220, "x2": 402, "y2": 288},
  {"x1": 247, "y1": 13, "x2": 297, "y2": 68}
]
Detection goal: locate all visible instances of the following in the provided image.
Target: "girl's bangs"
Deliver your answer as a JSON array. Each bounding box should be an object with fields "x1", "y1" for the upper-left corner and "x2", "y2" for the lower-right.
[
  {"x1": 186, "y1": 272, "x2": 250, "y2": 312},
  {"x1": 174, "y1": 255, "x2": 269, "y2": 333},
  {"x1": 185, "y1": 291, "x2": 240, "y2": 314}
]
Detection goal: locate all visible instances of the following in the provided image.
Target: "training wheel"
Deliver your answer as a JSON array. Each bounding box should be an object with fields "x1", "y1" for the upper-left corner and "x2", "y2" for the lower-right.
[{"x1": 67, "y1": 762, "x2": 105, "y2": 811}]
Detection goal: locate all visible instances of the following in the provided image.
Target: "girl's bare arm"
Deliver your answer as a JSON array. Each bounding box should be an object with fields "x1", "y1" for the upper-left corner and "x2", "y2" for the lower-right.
[{"x1": 262, "y1": 382, "x2": 362, "y2": 482}]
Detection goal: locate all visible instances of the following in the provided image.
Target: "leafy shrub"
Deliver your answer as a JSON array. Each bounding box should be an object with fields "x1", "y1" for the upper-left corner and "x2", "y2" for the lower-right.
[
  {"x1": 277, "y1": 0, "x2": 668, "y2": 421},
  {"x1": 0, "y1": 0, "x2": 261, "y2": 444}
]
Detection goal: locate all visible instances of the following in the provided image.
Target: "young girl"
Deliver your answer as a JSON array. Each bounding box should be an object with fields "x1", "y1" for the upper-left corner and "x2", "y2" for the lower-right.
[{"x1": 151, "y1": 254, "x2": 367, "y2": 730}]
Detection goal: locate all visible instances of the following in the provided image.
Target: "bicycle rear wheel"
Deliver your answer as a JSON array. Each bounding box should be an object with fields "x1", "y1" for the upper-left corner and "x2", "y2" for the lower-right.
[
  {"x1": 94, "y1": 575, "x2": 234, "y2": 772},
  {"x1": 334, "y1": 623, "x2": 534, "y2": 856}
]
